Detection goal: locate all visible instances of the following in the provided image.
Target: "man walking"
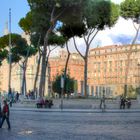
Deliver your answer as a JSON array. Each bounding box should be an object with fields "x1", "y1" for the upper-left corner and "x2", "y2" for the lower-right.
[
  {"x1": 0, "y1": 103, "x2": 2, "y2": 120},
  {"x1": 0, "y1": 100, "x2": 11, "y2": 129}
]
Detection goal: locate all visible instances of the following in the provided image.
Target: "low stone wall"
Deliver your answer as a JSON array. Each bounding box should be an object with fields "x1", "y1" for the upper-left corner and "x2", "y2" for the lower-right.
[
  {"x1": 16, "y1": 98, "x2": 140, "y2": 109},
  {"x1": 56, "y1": 99, "x2": 140, "y2": 109}
]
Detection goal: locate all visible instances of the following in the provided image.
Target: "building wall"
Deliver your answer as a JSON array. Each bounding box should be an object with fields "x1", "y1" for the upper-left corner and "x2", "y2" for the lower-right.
[
  {"x1": 49, "y1": 50, "x2": 84, "y2": 93},
  {"x1": 0, "y1": 54, "x2": 49, "y2": 96},
  {"x1": 88, "y1": 44, "x2": 140, "y2": 97}
]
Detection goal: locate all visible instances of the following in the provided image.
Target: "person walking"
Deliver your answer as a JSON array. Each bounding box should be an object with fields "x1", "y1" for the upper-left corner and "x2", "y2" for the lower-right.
[
  {"x1": 100, "y1": 92, "x2": 106, "y2": 111},
  {"x1": 0, "y1": 103, "x2": 2, "y2": 121},
  {"x1": 120, "y1": 96, "x2": 126, "y2": 109},
  {"x1": 16, "y1": 92, "x2": 19, "y2": 102},
  {"x1": 0, "y1": 92, "x2": 1, "y2": 120},
  {"x1": 0, "y1": 100, "x2": 11, "y2": 129}
]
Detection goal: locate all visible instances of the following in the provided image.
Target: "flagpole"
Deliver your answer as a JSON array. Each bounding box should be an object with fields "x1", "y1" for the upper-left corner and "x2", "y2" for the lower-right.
[{"x1": 8, "y1": 8, "x2": 12, "y2": 95}]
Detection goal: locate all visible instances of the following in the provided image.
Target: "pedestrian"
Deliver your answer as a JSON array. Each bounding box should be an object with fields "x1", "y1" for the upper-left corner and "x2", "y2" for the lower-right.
[
  {"x1": 126, "y1": 98, "x2": 131, "y2": 109},
  {"x1": 0, "y1": 92, "x2": 2, "y2": 119},
  {"x1": 120, "y1": 96, "x2": 126, "y2": 109},
  {"x1": 100, "y1": 93, "x2": 106, "y2": 110},
  {"x1": 0, "y1": 103, "x2": 2, "y2": 121},
  {"x1": 16, "y1": 92, "x2": 19, "y2": 102},
  {"x1": 0, "y1": 100, "x2": 11, "y2": 129}
]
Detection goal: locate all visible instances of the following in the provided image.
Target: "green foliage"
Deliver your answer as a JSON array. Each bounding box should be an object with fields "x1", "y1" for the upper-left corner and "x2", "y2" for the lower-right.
[
  {"x1": 84, "y1": 0, "x2": 119, "y2": 30},
  {"x1": 0, "y1": 49, "x2": 8, "y2": 65},
  {"x1": 136, "y1": 87, "x2": 140, "y2": 95},
  {"x1": 31, "y1": 33, "x2": 44, "y2": 47},
  {"x1": 120, "y1": 0, "x2": 140, "y2": 22},
  {"x1": 48, "y1": 33, "x2": 66, "y2": 46},
  {"x1": 26, "y1": 0, "x2": 119, "y2": 43},
  {"x1": 0, "y1": 34, "x2": 26, "y2": 63},
  {"x1": 52, "y1": 73, "x2": 76, "y2": 95},
  {"x1": 0, "y1": 33, "x2": 27, "y2": 48},
  {"x1": 0, "y1": 33, "x2": 37, "y2": 64},
  {"x1": 59, "y1": 23, "x2": 86, "y2": 39},
  {"x1": 127, "y1": 85, "x2": 137, "y2": 98},
  {"x1": 27, "y1": 0, "x2": 84, "y2": 34},
  {"x1": 19, "y1": 12, "x2": 32, "y2": 34},
  {"x1": 59, "y1": 0, "x2": 119, "y2": 39}
]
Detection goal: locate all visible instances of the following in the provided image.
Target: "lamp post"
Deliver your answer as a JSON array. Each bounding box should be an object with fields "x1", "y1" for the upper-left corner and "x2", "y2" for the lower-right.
[
  {"x1": 8, "y1": 8, "x2": 12, "y2": 96},
  {"x1": 61, "y1": 75, "x2": 64, "y2": 110},
  {"x1": 137, "y1": 62, "x2": 140, "y2": 103}
]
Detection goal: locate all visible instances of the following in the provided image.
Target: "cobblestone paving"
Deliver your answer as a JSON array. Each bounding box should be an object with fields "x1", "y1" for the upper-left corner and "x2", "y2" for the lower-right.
[{"x1": 0, "y1": 111, "x2": 140, "y2": 140}]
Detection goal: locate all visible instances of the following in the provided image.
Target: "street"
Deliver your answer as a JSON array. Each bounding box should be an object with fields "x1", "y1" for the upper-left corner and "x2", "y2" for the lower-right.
[{"x1": 0, "y1": 110, "x2": 140, "y2": 140}]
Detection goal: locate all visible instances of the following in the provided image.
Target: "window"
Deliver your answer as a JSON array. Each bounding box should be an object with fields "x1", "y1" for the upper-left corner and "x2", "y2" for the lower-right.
[{"x1": 98, "y1": 62, "x2": 100, "y2": 72}]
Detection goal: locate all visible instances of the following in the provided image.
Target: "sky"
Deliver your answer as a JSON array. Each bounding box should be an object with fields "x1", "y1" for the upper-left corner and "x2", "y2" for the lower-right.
[
  {"x1": 0, "y1": 0, "x2": 139, "y2": 53},
  {"x1": 0, "y1": 0, "x2": 123, "y2": 36},
  {"x1": 0, "y1": 0, "x2": 30, "y2": 36}
]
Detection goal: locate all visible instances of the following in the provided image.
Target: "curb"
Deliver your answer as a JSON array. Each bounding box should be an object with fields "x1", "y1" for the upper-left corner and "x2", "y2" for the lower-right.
[{"x1": 10, "y1": 107, "x2": 140, "y2": 113}]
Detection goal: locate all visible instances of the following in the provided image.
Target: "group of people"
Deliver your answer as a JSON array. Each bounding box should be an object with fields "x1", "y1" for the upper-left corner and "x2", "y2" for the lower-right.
[
  {"x1": 36, "y1": 98, "x2": 53, "y2": 108},
  {"x1": 26, "y1": 90, "x2": 36, "y2": 99},
  {"x1": 0, "y1": 100, "x2": 11, "y2": 130},
  {"x1": 120, "y1": 96, "x2": 131, "y2": 109}
]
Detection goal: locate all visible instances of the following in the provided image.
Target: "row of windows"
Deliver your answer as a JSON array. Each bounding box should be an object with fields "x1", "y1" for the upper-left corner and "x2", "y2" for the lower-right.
[{"x1": 90, "y1": 46, "x2": 140, "y2": 55}]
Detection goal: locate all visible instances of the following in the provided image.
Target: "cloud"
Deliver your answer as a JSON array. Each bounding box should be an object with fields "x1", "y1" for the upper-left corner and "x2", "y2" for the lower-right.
[
  {"x1": 54, "y1": 17, "x2": 140, "y2": 55},
  {"x1": 109, "y1": 34, "x2": 132, "y2": 45},
  {"x1": 90, "y1": 17, "x2": 140, "y2": 48}
]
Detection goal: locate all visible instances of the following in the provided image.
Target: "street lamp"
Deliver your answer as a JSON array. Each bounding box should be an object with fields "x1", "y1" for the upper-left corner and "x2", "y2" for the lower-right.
[
  {"x1": 8, "y1": 8, "x2": 12, "y2": 96},
  {"x1": 61, "y1": 75, "x2": 64, "y2": 110}
]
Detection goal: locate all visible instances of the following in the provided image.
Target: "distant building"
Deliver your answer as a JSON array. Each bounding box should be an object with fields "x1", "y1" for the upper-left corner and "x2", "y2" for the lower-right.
[
  {"x1": 88, "y1": 44, "x2": 140, "y2": 97},
  {"x1": 0, "y1": 54, "x2": 49, "y2": 96},
  {"x1": 49, "y1": 50, "x2": 84, "y2": 94},
  {"x1": 0, "y1": 32, "x2": 49, "y2": 96}
]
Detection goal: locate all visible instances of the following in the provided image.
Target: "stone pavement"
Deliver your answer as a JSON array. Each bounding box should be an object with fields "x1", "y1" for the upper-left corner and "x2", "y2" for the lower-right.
[{"x1": 1, "y1": 109, "x2": 140, "y2": 140}]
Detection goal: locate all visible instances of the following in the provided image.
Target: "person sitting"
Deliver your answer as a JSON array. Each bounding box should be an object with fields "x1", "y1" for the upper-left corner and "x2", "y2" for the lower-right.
[
  {"x1": 48, "y1": 99, "x2": 53, "y2": 108},
  {"x1": 44, "y1": 99, "x2": 49, "y2": 108},
  {"x1": 36, "y1": 98, "x2": 45, "y2": 108},
  {"x1": 126, "y1": 98, "x2": 131, "y2": 109}
]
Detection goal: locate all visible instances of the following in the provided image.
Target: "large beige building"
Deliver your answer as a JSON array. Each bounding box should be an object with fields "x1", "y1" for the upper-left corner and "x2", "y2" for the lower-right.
[
  {"x1": 0, "y1": 54, "x2": 49, "y2": 95},
  {"x1": 0, "y1": 30, "x2": 49, "y2": 95},
  {"x1": 88, "y1": 44, "x2": 140, "y2": 97}
]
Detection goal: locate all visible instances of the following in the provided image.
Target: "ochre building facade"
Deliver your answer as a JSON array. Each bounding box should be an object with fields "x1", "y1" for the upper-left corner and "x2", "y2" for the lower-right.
[
  {"x1": 49, "y1": 50, "x2": 84, "y2": 94},
  {"x1": 88, "y1": 44, "x2": 140, "y2": 97}
]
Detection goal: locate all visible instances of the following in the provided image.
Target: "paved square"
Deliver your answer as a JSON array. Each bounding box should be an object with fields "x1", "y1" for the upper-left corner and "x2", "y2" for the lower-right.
[{"x1": 0, "y1": 110, "x2": 140, "y2": 140}]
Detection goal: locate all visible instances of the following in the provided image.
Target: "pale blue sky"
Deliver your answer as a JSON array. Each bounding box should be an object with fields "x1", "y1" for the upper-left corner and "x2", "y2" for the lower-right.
[
  {"x1": 0, "y1": 0, "x2": 123, "y2": 37},
  {"x1": 1, "y1": 0, "x2": 138, "y2": 48},
  {"x1": 0, "y1": 0, "x2": 30, "y2": 36}
]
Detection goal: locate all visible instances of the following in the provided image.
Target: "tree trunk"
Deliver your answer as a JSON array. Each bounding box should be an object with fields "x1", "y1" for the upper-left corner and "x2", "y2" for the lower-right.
[
  {"x1": 42, "y1": 61, "x2": 47, "y2": 97},
  {"x1": 21, "y1": 61, "x2": 28, "y2": 96},
  {"x1": 84, "y1": 57, "x2": 88, "y2": 97},
  {"x1": 39, "y1": 48, "x2": 47, "y2": 97},
  {"x1": 64, "y1": 42, "x2": 70, "y2": 98},
  {"x1": 21, "y1": 66, "x2": 25, "y2": 95},
  {"x1": 124, "y1": 24, "x2": 140, "y2": 97},
  {"x1": 24, "y1": 73, "x2": 27, "y2": 96},
  {"x1": 38, "y1": 6, "x2": 61, "y2": 97},
  {"x1": 33, "y1": 53, "x2": 41, "y2": 94},
  {"x1": 21, "y1": 64, "x2": 26, "y2": 96}
]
